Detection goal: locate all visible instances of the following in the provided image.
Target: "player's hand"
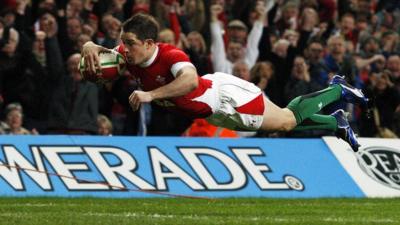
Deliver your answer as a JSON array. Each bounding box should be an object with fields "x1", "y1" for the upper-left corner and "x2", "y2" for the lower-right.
[
  {"x1": 129, "y1": 91, "x2": 154, "y2": 111},
  {"x1": 81, "y1": 41, "x2": 101, "y2": 75}
]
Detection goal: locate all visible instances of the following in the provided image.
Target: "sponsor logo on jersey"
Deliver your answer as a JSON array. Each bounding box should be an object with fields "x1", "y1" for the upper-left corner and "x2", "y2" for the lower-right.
[{"x1": 356, "y1": 146, "x2": 400, "y2": 190}]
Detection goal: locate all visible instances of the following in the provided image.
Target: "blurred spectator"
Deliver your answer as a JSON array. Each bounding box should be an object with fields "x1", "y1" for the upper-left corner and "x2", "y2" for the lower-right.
[
  {"x1": 304, "y1": 39, "x2": 329, "y2": 87},
  {"x1": 47, "y1": 53, "x2": 98, "y2": 134},
  {"x1": 275, "y1": 2, "x2": 299, "y2": 35},
  {"x1": 336, "y1": 13, "x2": 358, "y2": 46},
  {"x1": 159, "y1": 28, "x2": 175, "y2": 46},
  {"x1": 57, "y1": 15, "x2": 83, "y2": 60},
  {"x1": 97, "y1": 114, "x2": 113, "y2": 135},
  {"x1": 107, "y1": 0, "x2": 127, "y2": 21},
  {"x1": 381, "y1": 31, "x2": 399, "y2": 56},
  {"x1": 282, "y1": 29, "x2": 299, "y2": 47},
  {"x1": 248, "y1": 61, "x2": 275, "y2": 138},
  {"x1": 227, "y1": 19, "x2": 248, "y2": 44},
  {"x1": 361, "y1": 71, "x2": 400, "y2": 137},
  {"x1": 68, "y1": 16, "x2": 83, "y2": 41},
  {"x1": 77, "y1": 33, "x2": 92, "y2": 52},
  {"x1": 4, "y1": 102, "x2": 38, "y2": 135},
  {"x1": 182, "y1": 0, "x2": 205, "y2": 32},
  {"x1": 272, "y1": 39, "x2": 290, "y2": 58},
  {"x1": 101, "y1": 14, "x2": 121, "y2": 48},
  {"x1": 0, "y1": 24, "x2": 63, "y2": 133},
  {"x1": 0, "y1": 7, "x2": 16, "y2": 28},
  {"x1": 359, "y1": 36, "x2": 380, "y2": 58},
  {"x1": 372, "y1": 71, "x2": 400, "y2": 133},
  {"x1": 182, "y1": 31, "x2": 210, "y2": 75},
  {"x1": 317, "y1": 0, "x2": 336, "y2": 23},
  {"x1": 0, "y1": 26, "x2": 18, "y2": 58},
  {"x1": 250, "y1": 61, "x2": 274, "y2": 93},
  {"x1": 25, "y1": 27, "x2": 65, "y2": 132},
  {"x1": 258, "y1": 6, "x2": 314, "y2": 107},
  {"x1": 84, "y1": 13, "x2": 102, "y2": 43},
  {"x1": 323, "y1": 35, "x2": 358, "y2": 86},
  {"x1": 66, "y1": 0, "x2": 84, "y2": 18},
  {"x1": 284, "y1": 56, "x2": 322, "y2": 104},
  {"x1": 387, "y1": 55, "x2": 400, "y2": 88},
  {"x1": 232, "y1": 60, "x2": 250, "y2": 81},
  {"x1": 33, "y1": 31, "x2": 47, "y2": 66},
  {"x1": 210, "y1": 2, "x2": 265, "y2": 74}
]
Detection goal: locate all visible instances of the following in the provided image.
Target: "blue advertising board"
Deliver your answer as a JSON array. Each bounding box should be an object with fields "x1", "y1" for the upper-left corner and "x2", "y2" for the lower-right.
[{"x1": 0, "y1": 135, "x2": 364, "y2": 198}]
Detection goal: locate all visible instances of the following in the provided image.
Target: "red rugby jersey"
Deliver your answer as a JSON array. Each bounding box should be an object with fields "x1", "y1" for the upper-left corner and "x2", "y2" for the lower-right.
[{"x1": 117, "y1": 43, "x2": 213, "y2": 118}]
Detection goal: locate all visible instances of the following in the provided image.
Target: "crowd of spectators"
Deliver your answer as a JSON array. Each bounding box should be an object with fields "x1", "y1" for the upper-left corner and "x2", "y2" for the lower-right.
[{"x1": 0, "y1": 0, "x2": 400, "y2": 138}]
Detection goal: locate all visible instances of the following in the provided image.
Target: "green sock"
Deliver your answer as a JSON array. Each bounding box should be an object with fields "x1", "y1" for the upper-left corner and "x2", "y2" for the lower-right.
[
  {"x1": 286, "y1": 85, "x2": 341, "y2": 124},
  {"x1": 294, "y1": 114, "x2": 338, "y2": 131}
]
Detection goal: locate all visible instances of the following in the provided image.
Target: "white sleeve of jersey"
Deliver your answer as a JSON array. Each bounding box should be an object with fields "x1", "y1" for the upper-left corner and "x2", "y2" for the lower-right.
[{"x1": 170, "y1": 62, "x2": 196, "y2": 77}]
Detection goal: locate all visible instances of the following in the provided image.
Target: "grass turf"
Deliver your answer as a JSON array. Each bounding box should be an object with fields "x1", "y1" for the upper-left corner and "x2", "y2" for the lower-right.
[{"x1": 0, "y1": 197, "x2": 398, "y2": 225}]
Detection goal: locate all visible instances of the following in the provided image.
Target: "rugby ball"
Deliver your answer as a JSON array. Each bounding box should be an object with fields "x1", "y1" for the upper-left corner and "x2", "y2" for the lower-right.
[{"x1": 79, "y1": 50, "x2": 126, "y2": 83}]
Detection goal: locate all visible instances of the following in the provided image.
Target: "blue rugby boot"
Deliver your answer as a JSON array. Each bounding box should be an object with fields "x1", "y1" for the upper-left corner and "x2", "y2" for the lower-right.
[
  {"x1": 332, "y1": 109, "x2": 360, "y2": 152},
  {"x1": 329, "y1": 75, "x2": 369, "y2": 106}
]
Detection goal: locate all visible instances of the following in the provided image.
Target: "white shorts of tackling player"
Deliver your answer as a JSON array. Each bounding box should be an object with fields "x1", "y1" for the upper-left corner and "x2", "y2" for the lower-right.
[{"x1": 194, "y1": 72, "x2": 264, "y2": 131}]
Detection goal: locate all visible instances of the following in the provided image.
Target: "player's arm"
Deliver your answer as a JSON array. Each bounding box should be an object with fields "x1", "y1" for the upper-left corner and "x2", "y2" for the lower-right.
[
  {"x1": 81, "y1": 41, "x2": 111, "y2": 75},
  {"x1": 129, "y1": 66, "x2": 198, "y2": 111}
]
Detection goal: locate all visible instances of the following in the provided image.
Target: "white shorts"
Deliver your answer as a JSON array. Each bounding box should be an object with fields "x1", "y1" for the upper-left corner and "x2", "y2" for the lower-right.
[{"x1": 194, "y1": 72, "x2": 264, "y2": 131}]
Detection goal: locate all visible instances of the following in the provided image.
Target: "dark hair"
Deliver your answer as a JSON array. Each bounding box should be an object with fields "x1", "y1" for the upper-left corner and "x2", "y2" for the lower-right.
[
  {"x1": 307, "y1": 38, "x2": 326, "y2": 49},
  {"x1": 340, "y1": 12, "x2": 355, "y2": 21},
  {"x1": 37, "y1": 8, "x2": 58, "y2": 19},
  {"x1": 122, "y1": 13, "x2": 159, "y2": 41}
]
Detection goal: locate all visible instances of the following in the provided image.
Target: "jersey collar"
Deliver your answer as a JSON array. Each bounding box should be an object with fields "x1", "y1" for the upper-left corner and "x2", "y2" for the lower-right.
[{"x1": 139, "y1": 45, "x2": 159, "y2": 68}]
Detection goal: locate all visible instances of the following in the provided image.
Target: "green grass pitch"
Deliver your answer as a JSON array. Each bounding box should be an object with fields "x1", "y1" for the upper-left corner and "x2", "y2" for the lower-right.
[{"x1": 0, "y1": 197, "x2": 399, "y2": 225}]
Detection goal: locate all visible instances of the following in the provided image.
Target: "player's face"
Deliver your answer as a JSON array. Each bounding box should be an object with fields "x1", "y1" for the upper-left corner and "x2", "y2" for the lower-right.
[{"x1": 120, "y1": 32, "x2": 152, "y2": 65}]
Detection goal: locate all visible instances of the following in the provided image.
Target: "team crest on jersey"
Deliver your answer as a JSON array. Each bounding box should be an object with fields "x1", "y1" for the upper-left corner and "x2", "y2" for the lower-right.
[{"x1": 155, "y1": 75, "x2": 166, "y2": 84}]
